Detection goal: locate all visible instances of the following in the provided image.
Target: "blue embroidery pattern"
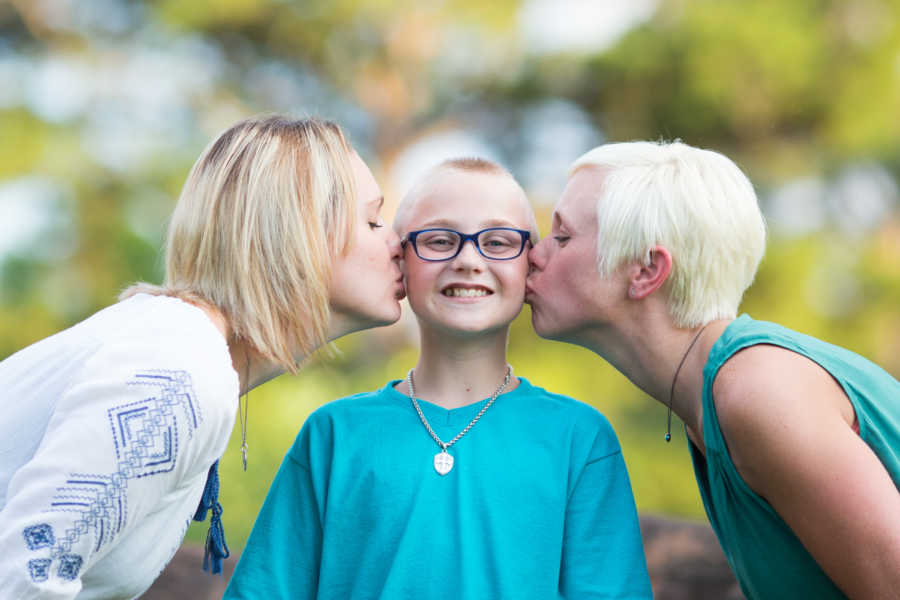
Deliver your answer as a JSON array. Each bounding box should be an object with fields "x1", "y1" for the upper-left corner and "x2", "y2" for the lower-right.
[
  {"x1": 23, "y1": 369, "x2": 202, "y2": 584},
  {"x1": 27, "y1": 559, "x2": 51, "y2": 582},
  {"x1": 23, "y1": 524, "x2": 54, "y2": 550},
  {"x1": 58, "y1": 554, "x2": 84, "y2": 581}
]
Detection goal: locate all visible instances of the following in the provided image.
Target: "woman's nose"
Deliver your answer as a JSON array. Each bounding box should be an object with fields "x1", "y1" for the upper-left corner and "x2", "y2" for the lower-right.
[
  {"x1": 527, "y1": 239, "x2": 545, "y2": 271},
  {"x1": 387, "y1": 229, "x2": 402, "y2": 259}
]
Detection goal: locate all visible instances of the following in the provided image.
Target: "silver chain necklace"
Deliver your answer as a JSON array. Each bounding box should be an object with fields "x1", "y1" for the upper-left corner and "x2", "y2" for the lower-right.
[
  {"x1": 406, "y1": 365, "x2": 512, "y2": 476},
  {"x1": 240, "y1": 346, "x2": 250, "y2": 471}
]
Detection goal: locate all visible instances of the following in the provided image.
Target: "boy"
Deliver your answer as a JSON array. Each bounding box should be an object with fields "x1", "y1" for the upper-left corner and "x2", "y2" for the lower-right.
[{"x1": 224, "y1": 158, "x2": 652, "y2": 599}]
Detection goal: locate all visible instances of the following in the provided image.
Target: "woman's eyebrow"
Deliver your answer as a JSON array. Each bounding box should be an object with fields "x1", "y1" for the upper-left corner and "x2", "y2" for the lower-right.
[{"x1": 552, "y1": 212, "x2": 566, "y2": 230}]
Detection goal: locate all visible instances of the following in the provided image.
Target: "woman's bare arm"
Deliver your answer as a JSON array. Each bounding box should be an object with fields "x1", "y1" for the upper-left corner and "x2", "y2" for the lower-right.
[{"x1": 714, "y1": 345, "x2": 900, "y2": 599}]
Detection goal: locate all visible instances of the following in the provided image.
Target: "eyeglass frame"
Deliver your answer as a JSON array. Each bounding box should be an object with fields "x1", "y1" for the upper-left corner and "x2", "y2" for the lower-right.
[{"x1": 401, "y1": 227, "x2": 532, "y2": 262}]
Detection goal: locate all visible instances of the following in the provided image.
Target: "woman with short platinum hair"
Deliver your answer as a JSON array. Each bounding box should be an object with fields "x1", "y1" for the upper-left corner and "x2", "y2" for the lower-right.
[{"x1": 527, "y1": 140, "x2": 900, "y2": 600}]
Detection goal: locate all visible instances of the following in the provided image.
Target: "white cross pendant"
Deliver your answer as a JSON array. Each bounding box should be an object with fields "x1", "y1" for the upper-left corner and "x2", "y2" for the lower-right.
[{"x1": 433, "y1": 450, "x2": 454, "y2": 475}]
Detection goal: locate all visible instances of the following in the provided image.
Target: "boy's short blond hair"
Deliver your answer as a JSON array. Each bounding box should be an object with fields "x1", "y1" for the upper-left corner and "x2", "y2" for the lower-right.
[
  {"x1": 394, "y1": 157, "x2": 538, "y2": 241},
  {"x1": 122, "y1": 115, "x2": 358, "y2": 372}
]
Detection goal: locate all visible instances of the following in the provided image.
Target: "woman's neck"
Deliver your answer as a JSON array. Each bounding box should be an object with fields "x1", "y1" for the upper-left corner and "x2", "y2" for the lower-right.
[
  {"x1": 188, "y1": 300, "x2": 289, "y2": 395},
  {"x1": 578, "y1": 303, "x2": 729, "y2": 443},
  {"x1": 397, "y1": 328, "x2": 518, "y2": 409}
]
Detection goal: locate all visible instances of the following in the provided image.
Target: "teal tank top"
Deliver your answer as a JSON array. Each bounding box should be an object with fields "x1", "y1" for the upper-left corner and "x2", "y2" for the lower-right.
[{"x1": 689, "y1": 315, "x2": 900, "y2": 600}]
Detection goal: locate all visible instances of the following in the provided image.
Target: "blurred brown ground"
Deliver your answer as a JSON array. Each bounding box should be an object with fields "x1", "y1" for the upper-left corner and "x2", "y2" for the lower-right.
[
  {"x1": 640, "y1": 515, "x2": 744, "y2": 600},
  {"x1": 141, "y1": 515, "x2": 744, "y2": 599}
]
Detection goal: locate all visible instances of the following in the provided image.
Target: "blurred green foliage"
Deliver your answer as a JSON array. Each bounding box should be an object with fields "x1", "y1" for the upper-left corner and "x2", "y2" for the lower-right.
[{"x1": 2, "y1": 0, "x2": 899, "y2": 552}]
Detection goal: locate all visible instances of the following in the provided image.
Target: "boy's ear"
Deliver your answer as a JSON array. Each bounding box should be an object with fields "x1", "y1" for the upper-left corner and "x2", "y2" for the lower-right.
[{"x1": 627, "y1": 245, "x2": 672, "y2": 300}]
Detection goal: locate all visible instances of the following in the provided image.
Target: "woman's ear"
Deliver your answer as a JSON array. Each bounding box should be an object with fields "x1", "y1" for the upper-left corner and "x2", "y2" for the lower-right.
[{"x1": 628, "y1": 246, "x2": 672, "y2": 300}]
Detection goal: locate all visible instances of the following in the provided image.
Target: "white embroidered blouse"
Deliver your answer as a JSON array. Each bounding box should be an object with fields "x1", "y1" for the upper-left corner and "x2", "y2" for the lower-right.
[{"x1": 0, "y1": 294, "x2": 239, "y2": 599}]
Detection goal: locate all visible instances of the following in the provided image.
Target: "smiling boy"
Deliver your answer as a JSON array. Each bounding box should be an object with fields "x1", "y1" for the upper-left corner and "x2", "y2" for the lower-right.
[{"x1": 224, "y1": 158, "x2": 652, "y2": 600}]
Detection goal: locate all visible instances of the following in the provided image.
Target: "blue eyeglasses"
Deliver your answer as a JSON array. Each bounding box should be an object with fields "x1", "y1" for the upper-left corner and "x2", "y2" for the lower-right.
[{"x1": 402, "y1": 227, "x2": 532, "y2": 262}]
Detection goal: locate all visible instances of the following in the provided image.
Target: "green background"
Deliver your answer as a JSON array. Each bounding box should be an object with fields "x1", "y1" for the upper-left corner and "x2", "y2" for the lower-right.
[{"x1": 1, "y1": 0, "x2": 898, "y2": 551}]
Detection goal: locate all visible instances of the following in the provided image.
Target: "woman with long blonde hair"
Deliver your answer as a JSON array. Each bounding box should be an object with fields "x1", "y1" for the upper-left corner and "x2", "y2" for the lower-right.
[{"x1": 0, "y1": 115, "x2": 406, "y2": 599}]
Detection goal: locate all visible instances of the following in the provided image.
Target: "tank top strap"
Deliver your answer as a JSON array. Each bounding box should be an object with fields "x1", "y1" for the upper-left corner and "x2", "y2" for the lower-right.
[{"x1": 701, "y1": 314, "x2": 803, "y2": 456}]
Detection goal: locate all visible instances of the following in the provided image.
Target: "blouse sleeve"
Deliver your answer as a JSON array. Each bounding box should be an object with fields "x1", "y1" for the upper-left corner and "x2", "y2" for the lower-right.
[
  {"x1": 559, "y1": 420, "x2": 654, "y2": 599},
  {"x1": 0, "y1": 344, "x2": 235, "y2": 599}
]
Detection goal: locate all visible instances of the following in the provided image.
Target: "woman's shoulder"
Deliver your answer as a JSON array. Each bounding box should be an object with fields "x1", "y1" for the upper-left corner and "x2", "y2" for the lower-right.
[
  {"x1": 8, "y1": 299, "x2": 240, "y2": 487},
  {"x1": 71, "y1": 299, "x2": 239, "y2": 436},
  {"x1": 93, "y1": 295, "x2": 232, "y2": 370},
  {"x1": 3, "y1": 294, "x2": 222, "y2": 376},
  {"x1": 86, "y1": 335, "x2": 236, "y2": 403}
]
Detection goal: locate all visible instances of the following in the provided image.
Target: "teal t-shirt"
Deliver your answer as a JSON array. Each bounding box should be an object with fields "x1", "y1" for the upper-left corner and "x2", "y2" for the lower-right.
[
  {"x1": 690, "y1": 315, "x2": 900, "y2": 600},
  {"x1": 225, "y1": 377, "x2": 652, "y2": 599}
]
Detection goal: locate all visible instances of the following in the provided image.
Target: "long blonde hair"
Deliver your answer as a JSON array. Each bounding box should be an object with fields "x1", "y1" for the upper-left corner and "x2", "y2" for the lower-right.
[{"x1": 123, "y1": 115, "x2": 357, "y2": 373}]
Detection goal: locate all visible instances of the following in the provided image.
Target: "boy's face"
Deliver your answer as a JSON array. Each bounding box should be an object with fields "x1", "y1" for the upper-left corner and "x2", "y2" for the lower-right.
[{"x1": 399, "y1": 169, "x2": 533, "y2": 338}]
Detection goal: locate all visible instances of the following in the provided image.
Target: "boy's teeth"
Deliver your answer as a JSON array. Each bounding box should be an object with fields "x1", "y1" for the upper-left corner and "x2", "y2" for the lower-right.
[{"x1": 444, "y1": 288, "x2": 489, "y2": 297}]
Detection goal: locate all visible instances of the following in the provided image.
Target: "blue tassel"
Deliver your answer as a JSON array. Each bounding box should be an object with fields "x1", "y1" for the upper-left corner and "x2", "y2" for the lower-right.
[{"x1": 193, "y1": 460, "x2": 230, "y2": 574}]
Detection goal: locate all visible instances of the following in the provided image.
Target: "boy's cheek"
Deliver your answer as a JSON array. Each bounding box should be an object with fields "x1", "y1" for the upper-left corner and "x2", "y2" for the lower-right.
[{"x1": 397, "y1": 258, "x2": 412, "y2": 295}]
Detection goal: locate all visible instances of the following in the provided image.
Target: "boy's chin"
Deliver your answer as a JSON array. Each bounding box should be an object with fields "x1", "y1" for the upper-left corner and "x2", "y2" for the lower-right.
[{"x1": 426, "y1": 318, "x2": 512, "y2": 339}]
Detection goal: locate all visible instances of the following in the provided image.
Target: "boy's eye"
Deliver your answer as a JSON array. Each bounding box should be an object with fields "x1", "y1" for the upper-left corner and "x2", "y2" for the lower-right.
[
  {"x1": 369, "y1": 220, "x2": 384, "y2": 229},
  {"x1": 424, "y1": 237, "x2": 455, "y2": 248},
  {"x1": 553, "y1": 234, "x2": 570, "y2": 245},
  {"x1": 480, "y1": 235, "x2": 516, "y2": 250}
]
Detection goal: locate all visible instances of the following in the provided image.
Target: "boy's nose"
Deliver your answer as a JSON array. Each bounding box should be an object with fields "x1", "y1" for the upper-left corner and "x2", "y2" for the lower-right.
[{"x1": 450, "y1": 239, "x2": 484, "y2": 271}]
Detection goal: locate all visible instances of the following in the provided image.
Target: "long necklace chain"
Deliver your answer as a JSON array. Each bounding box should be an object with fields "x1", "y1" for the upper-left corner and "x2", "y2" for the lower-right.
[
  {"x1": 407, "y1": 365, "x2": 512, "y2": 474},
  {"x1": 666, "y1": 324, "x2": 709, "y2": 442},
  {"x1": 239, "y1": 391, "x2": 249, "y2": 470},
  {"x1": 240, "y1": 347, "x2": 250, "y2": 471}
]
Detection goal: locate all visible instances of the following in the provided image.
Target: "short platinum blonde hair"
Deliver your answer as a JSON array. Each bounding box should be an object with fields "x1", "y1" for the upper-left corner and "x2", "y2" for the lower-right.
[
  {"x1": 394, "y1": 157, "x2": 539, "y2": 241},
  {"x1": 123, "y1": 115, "x2": 357, "y2": 372},
  {"x1": 571, "y1": 141, "x2": 766, "y2": 327}
]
